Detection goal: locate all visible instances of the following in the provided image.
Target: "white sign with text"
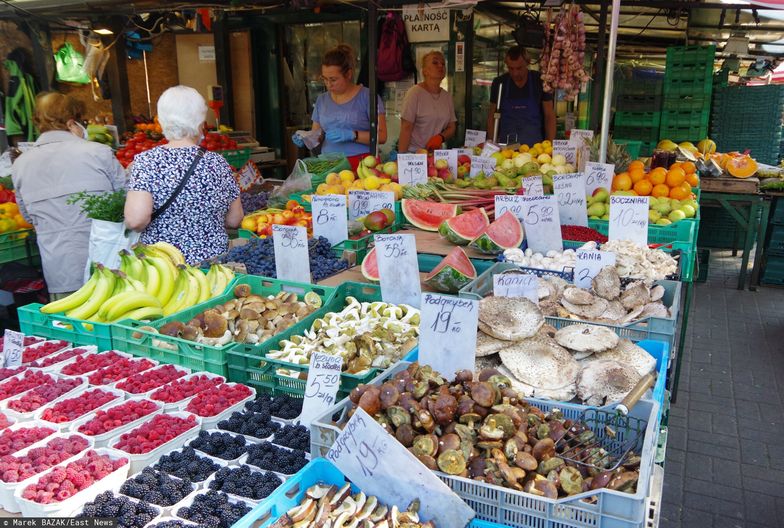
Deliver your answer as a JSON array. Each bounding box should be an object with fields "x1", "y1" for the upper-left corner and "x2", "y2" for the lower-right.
[
  {"x1": 552, "y1": 139, "x2": 577, "y2": 166},
  {"x1": 375, "y1": 234, "x2": 421, "y2": 307},
  {"x1": 273, "y1": 225, "x2": 311, "y2": 283},
  {"x1": 464, "y1": 129, "x2": 486, "y2": 147},
  {"x1": 348, "y1": 191, "x2": 395, "y2": 221},
  {"x1": 493, "y1": 273, "x2": 539, "y2": 303},
  {"x1": 495, "y1": 195, "x2": 526, "y2": 225},
  {"x1": 553, "y1": 172, "x2": 589, "y2": 226},
  {"x1": 419, "y1": 293, "x2": 478, "y2": 380},
  {"x1": 299, "y1": 352, "x2": 343, "y2": 427},
  {"x1": 434, "y1": 149, "x2": 459, "y2": 178},
  {"x1": 397, "y1": 153, "x2": 429, "y2": 185},
  {"x1": 520, "y1": 195, "x2": 563, "y2": 253},
  {"x1": 469, "y1": 156, "x2": 496, "y2": 178},
  {"x1": 609, "y1": 196, "x2": 649, "y2": 247},
  {"x1": 585, "y1": 162, "x2": 615, "y2": 196},
  {"x1": 522, "y1": 175, "x2": 544, "y2": 196},
  {"x1": 480, "y1": 141, "x2": 501, "y2": 158},
  {"x1": 312, "y1": 195, "x2": 348, "y2": 247},
  {"x1": 575, "y1": 250, "x2": 617, "y2": 289}
]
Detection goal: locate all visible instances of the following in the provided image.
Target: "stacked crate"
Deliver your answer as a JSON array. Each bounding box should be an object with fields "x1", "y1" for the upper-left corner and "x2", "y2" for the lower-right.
[
  {"x1": 711, "y1": 84, "x2": 784, "y2": 165},
  {"x1": 614, "y1": 76, "x2": 663, "y2": 157},
  {"x1": 659, "y1": 45, "x2": 715, "y2": 142},
  {"x1": 762, "y1": 198, "x2": 784, "y2": 285}
]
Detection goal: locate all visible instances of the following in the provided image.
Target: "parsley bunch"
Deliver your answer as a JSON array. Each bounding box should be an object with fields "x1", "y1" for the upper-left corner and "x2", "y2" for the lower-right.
[{"x1": 67, "y1": 190, "x2": 126, "y2": 222}]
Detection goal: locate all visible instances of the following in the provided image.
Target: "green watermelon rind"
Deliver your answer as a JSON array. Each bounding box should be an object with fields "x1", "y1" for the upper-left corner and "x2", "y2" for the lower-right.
[
  {"x1": 402, "y1": 199, "x2": 459, "y2": 231},
  {"x1": 424, "y1": 265, "x2": 474, "y2": 293},
  {"x1": 360, "y1": 247, "x2": 379, "y2": 281},
  {"x1": 469, "y1": 212, "x2": 524, "y2": 254},
  {"x1": 438, "y1": 209, "x2": 490, "y2": 245}
]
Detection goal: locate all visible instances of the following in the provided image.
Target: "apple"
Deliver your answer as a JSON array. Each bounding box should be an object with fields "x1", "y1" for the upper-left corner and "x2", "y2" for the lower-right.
[
  {"x1": 457, "y1": 165, "x2": 469, "y2": 177},
  {"x1": 680, "y1": 205, "x2": 696, "y2": 218},
  {"x1": 435, "y1": 159, "x2": 448, "y2": 170},
  {"x1": 592, "y1": 189, "x2": 610, "y2": 202},
  {"x1": 537, "y1": 153, "x2": 551, "y2": 164},
  {"x1": 668, "y1": 209, "x2": 686, "y2": 222},
  {"x1": 382, "y1": 162, "x2": 397, "y2": 176},
  {"x1": 551, "y1": 154, "x2": 567, "y2": 166},
  {"x1": 428, "y1": 167, "x2": 438, "y2": 178},
  {"x1": 437, "y1": 168, "x2": 451, "y2": 180},
  {"x1": 362, "y1": 155, "x2": 378, "y2": 168},
  {"x1": 648, "y1": 210, "x2": 662, "y2": 223},
  {"x1": 458, "y1": 154, "x2": 471, "y2": 165}
]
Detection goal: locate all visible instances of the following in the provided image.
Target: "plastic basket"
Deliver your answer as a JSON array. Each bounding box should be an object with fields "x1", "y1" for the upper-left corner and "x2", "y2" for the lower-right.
[
  {"x1": 219, "y1": 148, "x2": 252, "y2": 170},
  {"x1": 111, "y1": 276, "x2": 336, "y2": 377},
  {"x1": 33, "y1": 385, "x2": 126, "y2": 431},
  {"x1": 185, "y1": 384, "x2": 256, "y2": 430},
  {"x1": 226, "y1": 282, "x2": 414, "y2": 399},
  {"x1": 309, "y1": 362, "x2": 660, "y2": 528},
  {"x1": 68, "y1": 397, "x2": 165, "y2": 448},
  {"x1": 0, "y1": 228, "x2": 39, "y2": 265},
  {"x1": 31, "y1": 345, "x2": 98, "y2": 372},
  {"x1": 614, "y1": 111, "x2": 661, "y2": 128},
  {"x1": 0, "y1": 421, "x2": 57, "y2": 457},
  {"x1": 0, "y1": 375, "x2": 88, "y2": 423},
  {"x1": 150, "y1": 372, "x2": 226, "y2": 412},
  {"x1": 18, "y1": 304, "x2": 114, "y2": 351}
]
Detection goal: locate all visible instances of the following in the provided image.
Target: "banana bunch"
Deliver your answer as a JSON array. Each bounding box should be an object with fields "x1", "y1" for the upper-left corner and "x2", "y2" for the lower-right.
[
  {"x1": 86, "y1": 124, "x2": 115, "y2": 147},
  {"x1": 40, "y1": 242, "x2": 236, "y2": 322}
]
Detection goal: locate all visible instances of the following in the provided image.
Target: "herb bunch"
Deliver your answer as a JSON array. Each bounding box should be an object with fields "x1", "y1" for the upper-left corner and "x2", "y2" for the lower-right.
[{"x1": 67, "y1": 190, "x2": 127, "y2": 222}]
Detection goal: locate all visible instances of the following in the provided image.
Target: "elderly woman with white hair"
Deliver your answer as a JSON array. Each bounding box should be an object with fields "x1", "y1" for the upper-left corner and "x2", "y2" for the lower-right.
[{"x1": 125, "y1": 85, "x2": 243, "y2": 264}]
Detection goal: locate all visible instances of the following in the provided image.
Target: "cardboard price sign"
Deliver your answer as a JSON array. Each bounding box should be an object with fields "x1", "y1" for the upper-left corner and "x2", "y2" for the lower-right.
[
  {"x1": 493, "y1": 273, "x2": 539, "y2": 303},
  {"x1": 575, "y1": 250, "x2": 616, "y2": 289},
  {"x1": 312, "y1": 194, "x2": 348, "y2": 247},
  {"x1": 552, "y1": 139, "x2": 577, "y2": 166},
  {"x1": 434, "y1": 149, "x2": 458, "y2": 178},
  {"x1": 519, "y1": 195, "x2": 563, "y2": 253},
  {"x1": 2, "y1": 330, "x2": 23, "y2": 367},
  {"x1": 553, "y1": 172, "x2": 589, "y2": 227},
  {"x1": 522, "y1": 175, "x2": 544, "y2": 196},
  {"x1": 418, "y1": 293, "x2": 478, "y2": 380},
  {"x1": 348, "y1": 191, "x2": 395, "y2": 221},
  {"x1": 375, "y1": 234, "x2": 421, "y2": 307},
  {"x1": 494, "y1": 195, "x2": 526, "y2": 224},
  {"x1": 464, "y1": 129, "x2": 486, "y2": 147},
  {"x1": 397, "y1": 153, "x2": 428, "y2": 185},
  {"x1": 299, "y1": 352, "x2": 343, "y2": 427},
  {"x1": 608, "y1": 196, "x2": 649, "y2": 247},
  {"x1": 272, "y1": 224, "x2": 311, "y2": 283},
  {"x1": 585, "y1": 162, "x2": 614, "y2": 196},
  {"x1": 469, "y1": 156, "x2": 496, "y2": 178}
]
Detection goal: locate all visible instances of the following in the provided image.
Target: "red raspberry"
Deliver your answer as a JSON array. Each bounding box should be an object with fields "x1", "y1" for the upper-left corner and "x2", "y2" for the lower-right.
[
  {"x1": 32, "y1": 347, "x2": 90, "y2": 368},
  {"x1": 21, "y1": 340, "x2": 69, "y2": 364},
  {"x1": 0, "y1": 366, "x2": 27, "y2": 383},
  {"x1": 86, "y1": 358, "x2": 155, "y2": 385},
  {"x1": 0, "y1": 370, "x2": 53, "y2": 400},
  {"x1": 151, "y1": 374, "x2": 223, "y2": 404},
  {"x1": 114, "y1": 414, "x2": 198, "y2": 454},
  {"x1": 116, "y1": 364, "x2": 187, "y2": 394},
  {"x1": 0, "y1": 426, "x2": 54, "y2": 456},
  {"x1": 185, "y1": 383, "x2": 252, "y2": 417},
  {"x1": 77, "y1": 400, "x2": 158, "y2": 436},
  {"x1": 59, "y1": 350, "x2": 125, "y2": 376},
  {"x1": 0, "y1": 413, "x2": 11, "y2": 430},
  {"x1": 8, "y1": 378, "x2": 82, "y2": 413},
  {"x1": 40, "y1": 389, "x2": 119, "y2": 424},
  {"x1": 0, "y1": 435, "x2": 88, "y2": 483}
]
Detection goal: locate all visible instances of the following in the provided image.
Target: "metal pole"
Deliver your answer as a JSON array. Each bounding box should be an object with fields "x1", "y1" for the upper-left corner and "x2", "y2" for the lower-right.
[
  {"x1": 598, "y1": 0, "x2": 620, "y2": 163},
  {"x1": 589, "y1": 0, "x2": 608, "y2": 132},
  {"x1": 142, "y1": 51, "x2": 152, "y2": 118},
  {"x1": 367, "y1": 1, "x2": 378, "y2": 155}
]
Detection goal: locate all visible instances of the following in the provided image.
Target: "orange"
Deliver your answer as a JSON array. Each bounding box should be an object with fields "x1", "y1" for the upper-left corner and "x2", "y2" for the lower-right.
[
  {"x1": 665, "y1": 167, "x2": 687, "y2": 188},
  {"x1": 628, "y1": 160, "x2": 645, "y2": 172},
  {"x1": 612, "y1": 173, "x2": 632, "y2": 191},
  {"x1": 669, "y1": 162, "x2": 682, "y2": 171},
  {"x1": 669, "y1": 185, "x2": 690, "y2": 200},
  {"x1": 629, "y1": 167, "x2": 646, "y2": 183},
  {"x1": 686, "y1": 173, "x2": 699, "y2": 187},
  {"x1": 648, "y1": 167, "x2": 667, "y2": 185},
  {"x1": 681, "y1": 161, "x2": 697, "y2": 175},
  {"x1": 633, "y1": 179, "x2": 653, "y2": 196},
  {"x1": 652, "y1": 184, "x2": 671, "y2": 198},
  {"x1": 680, "y1": 181, "x2": 692, "y2": 194}
]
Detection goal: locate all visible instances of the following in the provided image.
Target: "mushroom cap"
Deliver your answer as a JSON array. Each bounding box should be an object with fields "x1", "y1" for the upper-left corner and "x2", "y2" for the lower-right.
[
  {"x1": 583, "y1": 339, "x2": 657, "y2": 377},
  {"x1": 478, "y1": 296, "x2": 544, "y2": 341},
  {"x1": 562, "y1": 287, "x2": 595, "y2": 306},
  {"x1": 554, "y1": 324, "x2": 619, "y2": 353},
  {"x1": 592, "y1": 266, "x2": 621, "y2": 300},
  {"x1": 599, "y1": 300, "x2": 626, "y2": 322},
  {"x1": 499, "y1": 339, "x2": 580, "y2": 391},
  {"x1": 639, "y1": 302, "x2": 669, "y2": 319},
  {"x1": 543, "y1": 276, "x2": 569, "y2": 299},
  {"x1": 577, "y1": 359, "x2": 642, "y2": 406},
  {"x1": 476, "y1": 330, "x2": 511, "y2": 357},
  {"x1": 476, "y1": 354, "x2": 502, "y2": 373},
  {"x1": 649, "y1": 284, "x2": 665, "y2": 302},
  {"x1": 620, "y1": 282, "x2": 651, "y2": 310},
  {"x1": 561, "y1": 297, "x2": 609, "y2": 320},
  {"x1": 497, "y1": 365, "x2": 576, "y2": 401}
]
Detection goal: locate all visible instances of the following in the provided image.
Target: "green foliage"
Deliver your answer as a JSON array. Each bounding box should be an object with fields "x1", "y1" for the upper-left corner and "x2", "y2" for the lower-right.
[{"x1": 67, "y1": 190, "x2": 127, "y2": 222}]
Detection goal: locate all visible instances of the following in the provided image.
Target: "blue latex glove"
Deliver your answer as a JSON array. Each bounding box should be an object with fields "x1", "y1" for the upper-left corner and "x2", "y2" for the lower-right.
[
  {"x1": 291, "y1": 132, "x2": 305, "y2": 148},
  {"x1": 388, "y1": 150, "x2": 398, "y2": 162},
  {"x1": 325, "y1": 128, "x2": 355, "y2": 143}
]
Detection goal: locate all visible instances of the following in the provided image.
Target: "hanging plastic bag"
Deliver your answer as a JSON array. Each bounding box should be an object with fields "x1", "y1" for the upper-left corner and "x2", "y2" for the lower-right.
[
  {"x1": 269, "y1": 159, "x2": 313, "y2": 207},
  {"x1": 84, "y1": 220, "x2": 140, "y2": 282},
  {"x1": 54, "y1": 43, "x2": 91, "y2": 84}
]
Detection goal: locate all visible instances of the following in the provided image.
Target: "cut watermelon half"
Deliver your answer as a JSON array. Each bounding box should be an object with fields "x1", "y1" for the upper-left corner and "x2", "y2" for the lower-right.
[
  {"x1": 438, "y1": 208, "x2": 490, "y2": 245},
  {"x1": 360, "y1": 247, "x2": 379, "y2": 281},
  {"x1": 402, "y1": 199, "x2": 459, "y2": 231},
  {"x1": 469, "y1": 211, "x2": 525, "y2": 254},
  {"x1": 424, "y1": 247, "x2": 477, "y2": 293}
]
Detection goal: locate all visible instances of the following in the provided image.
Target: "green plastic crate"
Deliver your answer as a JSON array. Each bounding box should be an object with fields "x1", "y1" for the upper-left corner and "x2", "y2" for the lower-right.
[
  {"x1": 0, "y1": 229, "x2": 39, "y2": 265},
  {"x1": 662, "y1": 95, "x2": 710, "y2": 113},
  {"x1": 615, "y1": 78, "x2": 663, "y2": 96},
  {"x1": 219, "y1": 148, "x2": 251, "y2": 170},
  {"x1": 659, "y1": 108, "x2": 710, "y2": 130},
  {"x1": 696, "y1": 248, "x2": 710, "y2": 283},
  {"x1": 614, "y1": 111, "x2": 661, "y2": 128},
  {"x1": 765, "y1": 224, "x2": 784, "y2": 256},
  {"x1": 417, "y1": 252, "x2": 496, "y2": 276},
  {"x1": 331, "y1": 224, "x2": 400, "y2": 263},
  {"x1": 614, "y1": 139, "x2": 642, "y2": 159},
  {"x1": 666, "y1": 45, "x2": 716, "y2": 67},
  {"x1": 111, "y1": 276, "x2": 336, "y2": 377},
  {"x1": 616, "y1": 94, "x2": 663, "y2": 112},
  {"x1": 762, "y1": 255, "x2": 784, "y2": 285},
  {"x1": 226, "y1": 281, "x2": 411, "y2": 399},
  {"x1": 585, "y1": 219, "x2": 697, "y2": 248},
  {"x1": 613, "y1": 126, "x2": 660, "y2": 143},
  {"x1": 18, "y1": 304, "x2": 114, "y2": 351}
]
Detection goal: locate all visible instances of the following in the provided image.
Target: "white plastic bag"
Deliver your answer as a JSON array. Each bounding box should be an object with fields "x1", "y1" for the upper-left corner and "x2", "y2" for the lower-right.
[{"x1": 84, "y1": 220, "x2": 140, "y2": 282}]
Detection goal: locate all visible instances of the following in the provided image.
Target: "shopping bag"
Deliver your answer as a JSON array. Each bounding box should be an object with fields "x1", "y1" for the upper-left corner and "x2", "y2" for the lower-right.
[
  {"x1": 84, "y1": 220, "x2": 140, "y2": 282},
  {"x1": 54, "y1": 43, "x2": 91, "y2": 84}
]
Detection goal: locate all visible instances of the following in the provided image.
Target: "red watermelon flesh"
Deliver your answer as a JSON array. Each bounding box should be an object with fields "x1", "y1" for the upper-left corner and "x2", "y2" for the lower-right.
[
  {"x1": 438, "y1": 208, "x2": 490, "y2": 245},
  {"x1": 360, "y1": 247, "x2": 379, "y2": 281},
  {"x1": 424, "y1": 247, "x2": 477, "y2": 293},
  {"x1": 402, "y1": 199, "x2": 459, "y2": 231},
  {"x1": 470, "y1": 211, "x2": 525, "y2": 254}
]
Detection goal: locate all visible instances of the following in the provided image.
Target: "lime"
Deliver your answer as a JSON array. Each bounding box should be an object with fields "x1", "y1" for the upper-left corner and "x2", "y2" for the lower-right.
[{"x1": 304, "y1": 291, "x2": 322, "y2": 308}]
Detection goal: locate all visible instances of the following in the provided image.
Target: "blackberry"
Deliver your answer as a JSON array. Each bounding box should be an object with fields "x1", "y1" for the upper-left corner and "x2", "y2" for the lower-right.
[
  {"x1": 217, "y1": 410, "x2": 280, "y2": 439},
  {"x1": 189, "y1": 431, "x2": 247, "y2": 461},
  {"x1": 272, "y1": 424, "x2": 310, "y2": 451},
  {"x1": 120, "y1": 467, "x2": 193, "y2": 507},
  {"x1": 245, "y1": 442, "x2": 308, "y2": 475},
  {"x1": 176, "y1": 491, "x2": 250, "y2": 528},
  {"x1": 147, "y1": 522, "x2": 195, "y2": 528},
  {"x1": 76, "y1": 492, "x2": 158, "y2": 528},
  {"x1": 217, "y1": 237, "x2": 347, "y2": 280},
  {"x1": 246, "y1": 393, "x2": 303, "y2": 420},
  {"x1": 154, "y1": 447, "x2": 220, "y2": 482},
  {"x1": 208, "y1": 465, "x2": 283, "y2": 500}
]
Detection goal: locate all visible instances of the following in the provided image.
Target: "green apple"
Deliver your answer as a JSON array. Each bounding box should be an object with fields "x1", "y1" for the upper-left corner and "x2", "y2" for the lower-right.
[
  {"x1": 668, "y1": 209, "x2": 687, "y2": 222},
  {"x1": 491, "y1": 153, "x2": 506, "y2": 166},
  {"x1": 680, "y1": 204, "x2": 696, "y2": 218},
  {"x1": 601, "y1": 213, "x2": 610, "y2": 220},
  {"x1": 654, "y1": 202, "x2": 672, "y2": 216},
  {"x1": 656, "y1": 218, "x2": 672, "y2": 226},
  {"x1": 588, "y1": 203, "x2": 606, "y2": 217},
  {"x1": 593, "y1": 189, "x2": 610, "y2": 203},
  {"x1": 648, "y1": 210, "x2": 662, "y2": 223}
]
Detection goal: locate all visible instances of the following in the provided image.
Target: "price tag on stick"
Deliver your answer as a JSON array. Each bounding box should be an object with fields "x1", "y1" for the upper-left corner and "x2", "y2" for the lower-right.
[
  {"x1": 397, "y1": 154, "x2": 428, "y2": 185},
  {"x1": 553, "y1": 172, "x2": 589, "y2": 227},
  {"x1": 552, "y1": 139, "x2": 577, "y2": 166},
  {"x1": 522, "y1": 175, "x2": 544, "y2": 196},
  {"x1": 326, "y1": 407, "x2": 475, "y2": 527},
  {"x1": 375, "y1": 234, "x2": 421, "y2": 307},
  {"x1": 585, "y1": 162, "x2": 614, "y2": 196},
  {"x1": 434, "y1": 149, "x2": 458, "y2": 178},
  {"x1": 493, "y1": 273, "x2": 539, "y2": 303},
  {"x1": 464, "y1": 129, "x2": 486, "y2": 147},
  {"x1": 520, "y1": 195, "x2": 563, "y2": 253},
  {"x1": 418, "y1": 293, "x2": 478, "y2": 380},
  {"x1": 299, "y1": 352, "x2": 343, "y2": 427},
  {"x1": 608, "y1": 196, "x2": 649, "y2": 247},
  {"x1": 348, "y1": 191, "x2": 395, "y2": 221},
  {"x1": 272, "y1": 224, "x2": 311, "y2": 283},
  {"x1": 575, "y1": 250, "x2": 616, "y2": 289},
  {"x1": 3, "y1": 330, "x2": 24, "y2": 367},
  {"x1": 312, "y1": 195, "x2": 348, "y2": 247}
]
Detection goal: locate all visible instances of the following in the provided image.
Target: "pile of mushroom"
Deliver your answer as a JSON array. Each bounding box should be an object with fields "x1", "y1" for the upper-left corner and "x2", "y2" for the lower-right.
[
  {"x1": 272, "y1": 484, "x2": 431, "y2": 528},
  {"x1": 599, "y1": 240, "x2": 678, "y2": 281},
  {"x1": 266, "y1": 297, "x2": 420, "y2": 376},
  {"x1": 502, "y1": 247, "x2": 577, "y2": 273}
]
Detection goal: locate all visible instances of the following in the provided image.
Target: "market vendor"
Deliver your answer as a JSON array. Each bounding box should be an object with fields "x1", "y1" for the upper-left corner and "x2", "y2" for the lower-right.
[
  {"x1": 12, "y1": 92, "x2": 126, "y2": 299},
  {"x1": 485, "y1": 46, "x2": 556, "y2": 146},
  {"x1": 398, "y1": 51, "x2": 457, "y2": 153},
  {"x1": 291, "y1": 44, "x2": 386, "y2": 169},
  {"x1": 125, "y1": 85, "x2": 243, "y2": 265}
]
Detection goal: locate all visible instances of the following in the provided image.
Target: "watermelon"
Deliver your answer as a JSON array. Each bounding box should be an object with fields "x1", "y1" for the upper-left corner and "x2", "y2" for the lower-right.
[
  {"x1": 424, "y1": 247, "x2": 477, "y2": 293},
  {"x1": 438, "y1": 208, "x2": 490, "y2": 245},
  {"x1": 402, "y1": 199, "x2": 459, "y2": 231},
  {"x1": 469, "y1": 211, "x2": 525, "y2": 254},
  {"x1": 360, "y1": 247, "x2": 379, "y2": 281}
]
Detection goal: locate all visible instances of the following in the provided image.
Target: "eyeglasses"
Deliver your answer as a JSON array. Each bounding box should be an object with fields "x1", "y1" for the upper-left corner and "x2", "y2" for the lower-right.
[{"x1": 321, "y1": 76, "x2": 343, "y2": 85}]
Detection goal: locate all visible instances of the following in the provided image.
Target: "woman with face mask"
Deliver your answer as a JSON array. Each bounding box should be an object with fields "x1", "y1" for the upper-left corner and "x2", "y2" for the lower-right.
[
  {"x1": 291, "y1": 44, "x2": 387, "y2": 168},
  {"x1": 11, "y1": 92, "x2": 126, "y2": 299}
]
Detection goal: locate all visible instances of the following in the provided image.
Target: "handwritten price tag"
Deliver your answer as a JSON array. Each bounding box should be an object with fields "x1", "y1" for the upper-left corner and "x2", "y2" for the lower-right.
[
  {"x1": 493, "y1": 273, "x2": 539, "y2": 303},
  {"x1": 434, "y1": 149, "x2": 458, "y2": 178},
  {"x1": 273, "y1": 224, "x2": 311, "y2": 283},
  {"x1": 419, "y1": 293, "x2": 478, "y2": 380},
  {"x1": 553, "y1": 173, "x2": 589, "y2": 227},
  {"x1": 299, "y1": 352, "x2": 343, "y2": 427},
  {"x1": 520, "y1": 195, "x2": 563, "y2": 253},
  {"x1": 375, "y1": 234, "x2": 421, "y2": 307},
  {"x1": 609, "y1": 196, "x2": 649, "y2": 247},
  {"x1": 480, "y1": 141, "x2": 501, "y2": 158},
  {"x1": 312, "y1": 195, "x2": 348, "y2": 247},
  {"x1": 522, "y1": 175, "x2": 544, "y2": 196},
  {"x1": 464, "y1": 129, "x2": 486, "y2": 147},
  {"x1": 585, "y1": 162, "x2": 614, "y2": 196},
  {"x1": 495, "y1": 195, "x2": 526, "y2": 224},
  {"x1": 570, "y1": 129, "x2": 594, "y2": 171},
  {"x1": 469, "y1": 156, "x2": 496, "y2": 178},
  {"x1": 553, "y1": 139, "x2": 577, "y2": 166},
  {"x1": 348, "y1": 190, "x2": 395, "y2": 221},
  {"x1": 3, "y1": 330, "x2": 23, "y2": 367},
  {"x1": 397, "y1": 153, "x2": 428, "y2": 185},
  {"x1": 327, "y1": 408, "x2": 475, "y2": 526},
  {"x1": 575, "y1": 250, "x2": 616, "y2": 289}
]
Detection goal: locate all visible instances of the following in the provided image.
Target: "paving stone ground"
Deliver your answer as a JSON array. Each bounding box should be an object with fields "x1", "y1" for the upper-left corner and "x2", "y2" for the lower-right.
[{"x1": 661, "y1": 250, "x2": 784, "y2": 528}]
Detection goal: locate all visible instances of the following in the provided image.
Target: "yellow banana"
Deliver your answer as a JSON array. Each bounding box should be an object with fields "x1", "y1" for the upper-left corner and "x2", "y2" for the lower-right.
[
  {"x1": 146, "y1": 255, "x2": 176, "y2": 305},
  {"x1": 140, "y1": 256, "x2": 160, "y2": 297},
  {"x1": 208, "y1": 265, "x2": 228, "y2": 297},
  {"x1": 105, "y1": 291, "x2": 162, "y2": 322},
  {"x1": 149, "y1": 242, "x2": 186, "y2": 266},
  {"x1": 178, "y1": 267, "x2": 201, "y2": 311},
  {"x1": 187, "y1": 266, "x2": 211, "y2": 304},
  {"x1": 66, "y1": 267, "x2": 116, "y2": 320},
  {"x1": 116, "y1": 305, "x2": 164, "y2": 322},
  {"x1": 125, "y1": 275, "x2": 146, "y2": 293},
  {"x1": 162, "y1": 269, "x2": 189, "y2": 316},
  {"x1": 41, "y1": 270, "x2": 100, "y2": 314},
  {"x1": 121, "y1": 250, "x2": 146, "y2": 282}
]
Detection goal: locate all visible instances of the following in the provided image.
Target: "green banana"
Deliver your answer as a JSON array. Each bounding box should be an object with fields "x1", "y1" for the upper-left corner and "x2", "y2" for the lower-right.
[
  {"x1": 116, "y1": 305, "x2": 164, "y2": 322},
  {"x1": 140, "y1": 256, "x2": 160, "y2": 297},
  {"x1": 105, "y1": 291, "x2": 162, "y2": 322},
  {"x1": 187, "y1": 266, "x2": 211, "y2": 304},
  {"x1": 66, "y1": 267, "x2": 116, "y2": 320},
  {"x1": 40, "y1": 270, "x2": 99, "y2": 314},
  {"x1": 162, "y1": 268, "x2": 189, "y2": 316}
]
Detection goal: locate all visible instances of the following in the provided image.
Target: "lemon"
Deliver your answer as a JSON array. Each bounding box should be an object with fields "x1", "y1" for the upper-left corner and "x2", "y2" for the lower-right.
[
  {"x1": 304, "y1": 291, "x2": 322, "y2": 308},
  {"x1": 325, "y1": 172, "x2": 340, "y2": 185},
  {"x1": 316, "y1": 183, "x2": 330, "y2": 195},
  {"x1": 364, "y1": 175, "x2": 381, "y2": 190},
  {"x1": 339, "y1": 171, "x2": 355, "y2": 184},
  {"x1": 241, "y1": 217, "x2": 256, "y2": 231}
]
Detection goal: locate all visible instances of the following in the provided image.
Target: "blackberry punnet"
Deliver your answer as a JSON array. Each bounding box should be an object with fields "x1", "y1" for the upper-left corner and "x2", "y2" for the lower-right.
[
  {"x1": 146, "y1": 522, "x2": 196, "y2": 528},
  {"x1": 272, "y1": 424, "x2": 310, "y2": 451},
  {"x1": 176, "y1": 490, "x2": 251, "y2": 528},
  {"x1": 120, "y1": 467, "x2": 193, "y2": 506},
  {"x1": 208, "y1": 465, "x2": 282, "y2": 500},
  {"x1": 154, "y1": 447, "x2": 218, "y2": 483},
  {"x1": 189, "y1": 431, "x2": 247, "y2": 461},
  {"x1": 77, "y1": 491, "x2": 158, "y2": 528},
  {"x1": 244, "y1": 442, "x2": 307, "y2": 475},
  {"x1": 217, "y1": 410, "x2": 279, "y2": 439}
]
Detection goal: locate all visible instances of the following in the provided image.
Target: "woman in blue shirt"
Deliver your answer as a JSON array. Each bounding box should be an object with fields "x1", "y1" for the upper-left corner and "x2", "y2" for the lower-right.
[{"x1": 292, "y1": 45, "x2": 386, "y2": 166}]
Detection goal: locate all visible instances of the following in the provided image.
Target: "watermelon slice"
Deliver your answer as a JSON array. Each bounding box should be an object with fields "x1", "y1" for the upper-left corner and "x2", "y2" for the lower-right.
[
  {"x1": 469, "y1": 211, "x2": 525, "y2": 254},
  {"x1": 438, "y1": 208, "x2": 490, "y2": 245},
  {"x1": 424, "y1": 247, "x2": 477, "y2": 293},
  {"x1": 360, "y1": 247, "x2": 379, "y2": 281},
  {"x1": 402, "y1": 199, "x2": 459, "y2": 231}
]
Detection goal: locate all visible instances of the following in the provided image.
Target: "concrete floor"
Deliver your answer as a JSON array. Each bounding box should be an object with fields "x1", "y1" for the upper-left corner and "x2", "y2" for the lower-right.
[{"x1": 660, "y1": 250, "x2": 784, "y2": 528}]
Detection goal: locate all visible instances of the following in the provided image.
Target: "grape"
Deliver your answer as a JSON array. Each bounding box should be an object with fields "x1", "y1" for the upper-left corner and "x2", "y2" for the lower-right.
[{"x1": 240, "y1": 192, "x2": 269, "y2": 215}]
